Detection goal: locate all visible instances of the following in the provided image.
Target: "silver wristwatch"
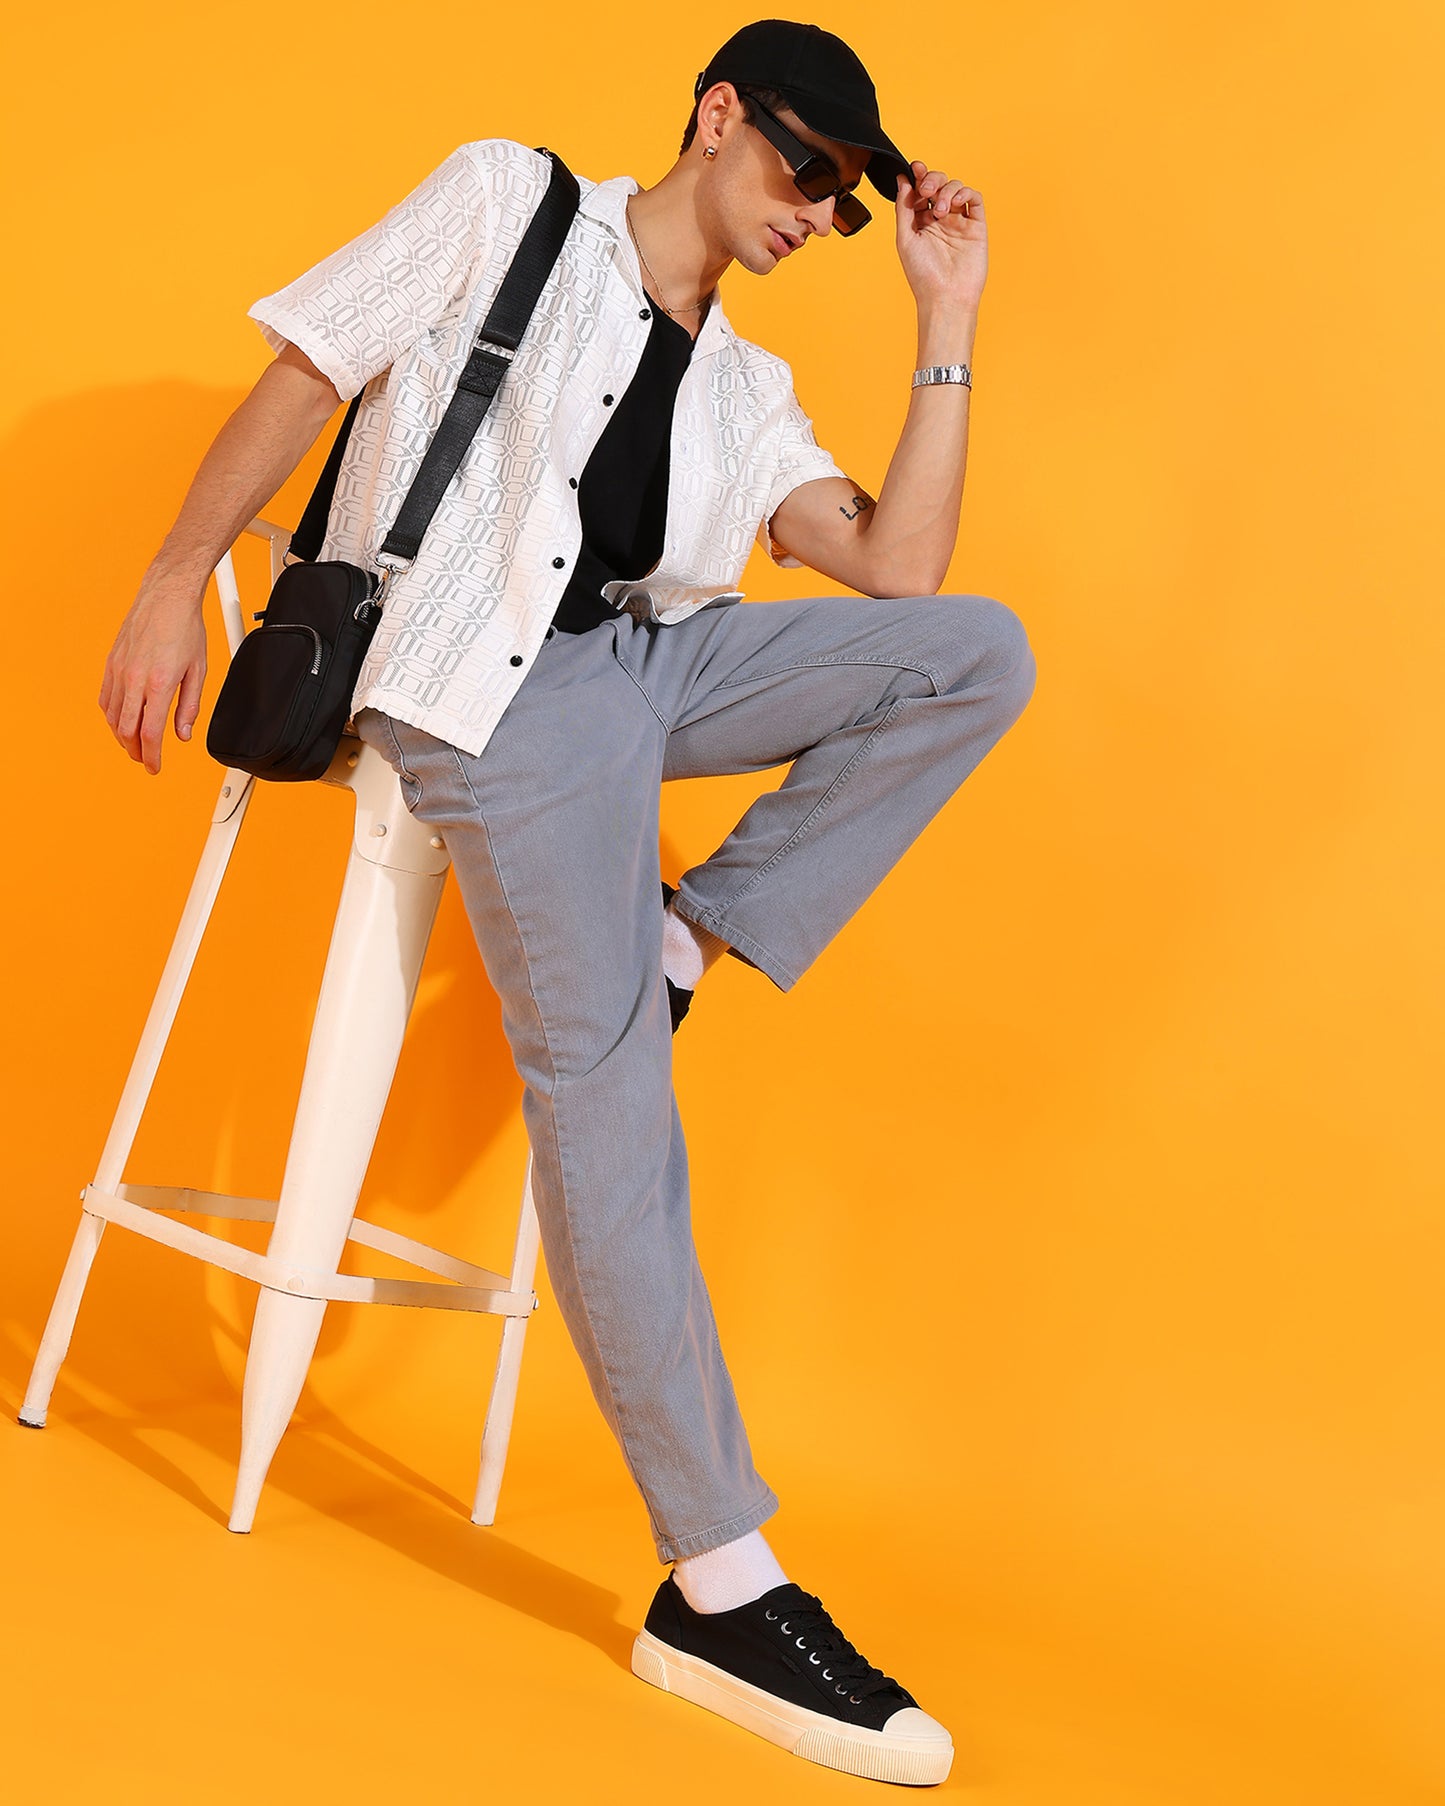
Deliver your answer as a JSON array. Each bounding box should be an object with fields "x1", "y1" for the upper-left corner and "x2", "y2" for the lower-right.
[{"x1": 912, "y1": 363, "x2": 972, "y2": 389}]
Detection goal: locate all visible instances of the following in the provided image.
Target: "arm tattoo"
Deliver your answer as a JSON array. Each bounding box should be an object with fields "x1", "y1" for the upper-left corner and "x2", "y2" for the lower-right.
[{"x1": 840, "y1": 491, "x2": 875, "y2": 523}]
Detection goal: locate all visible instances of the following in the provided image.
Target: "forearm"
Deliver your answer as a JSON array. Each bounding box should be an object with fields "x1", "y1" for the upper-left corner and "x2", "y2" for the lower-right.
[
  {"x1": 144, "y1": 355, "x2": 342, "y2": 605},
  {"x1": 862, "y1": 302, "x2": 978, "y2": 595}
]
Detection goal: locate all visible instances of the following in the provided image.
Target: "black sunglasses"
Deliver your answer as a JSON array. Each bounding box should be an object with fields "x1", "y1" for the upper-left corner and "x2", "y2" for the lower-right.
[{"x1": 743, "y1": 95, "x2": 873, "y2": 237}]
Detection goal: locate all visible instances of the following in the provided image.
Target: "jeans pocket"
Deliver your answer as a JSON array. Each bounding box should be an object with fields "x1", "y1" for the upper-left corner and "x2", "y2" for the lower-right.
[
  {"x1": 357, "y1": 708, "x2": 425, "y2": 814},
  {"x1": 387, "y1": 724, "x2": 426, "y2": 814}
]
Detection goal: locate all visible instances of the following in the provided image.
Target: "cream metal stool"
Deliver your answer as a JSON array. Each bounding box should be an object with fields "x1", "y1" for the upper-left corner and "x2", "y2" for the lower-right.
[{"x1": 20, "y1": 520, "x2": 542, "y2": 1533}]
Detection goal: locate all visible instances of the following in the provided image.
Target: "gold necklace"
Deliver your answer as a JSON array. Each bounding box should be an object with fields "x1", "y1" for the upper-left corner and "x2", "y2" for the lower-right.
[{"x1": 625, "y1": 200, "x2": 712, "y2": 319}]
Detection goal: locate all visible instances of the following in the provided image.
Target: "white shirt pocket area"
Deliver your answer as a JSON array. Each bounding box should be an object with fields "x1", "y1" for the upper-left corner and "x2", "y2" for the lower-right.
[{"x1": 244, "y1": 140, "x2": 850, "y2": 760}]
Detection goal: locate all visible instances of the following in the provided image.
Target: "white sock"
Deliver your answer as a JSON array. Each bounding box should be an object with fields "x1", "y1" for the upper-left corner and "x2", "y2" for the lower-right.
[
  {"x1": 662, "y1": 898, "x2": 729, "y2": 993},
  {"x1": 672, "y1": 1528, "x2": 790, "y2": 1613}
]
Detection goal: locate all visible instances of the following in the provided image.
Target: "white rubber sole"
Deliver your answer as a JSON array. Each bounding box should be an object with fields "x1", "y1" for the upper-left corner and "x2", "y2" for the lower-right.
[{"x1": 631, "y1": 1627, "x2": 954, "y2": 1786}]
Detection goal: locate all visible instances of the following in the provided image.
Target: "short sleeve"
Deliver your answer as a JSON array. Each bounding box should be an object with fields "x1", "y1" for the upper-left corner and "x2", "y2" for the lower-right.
[
  {"x1": 247, "y1": 142, "x2": 498, "y2": 402},
  {"x1": 756, "y1": 383, "x2": 850, "y2": 568}
]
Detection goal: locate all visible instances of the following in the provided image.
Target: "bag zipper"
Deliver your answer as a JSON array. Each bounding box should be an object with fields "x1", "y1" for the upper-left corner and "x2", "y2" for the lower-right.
[
  {"x1": 248, "y1": 614, "x2": 324, "y2": 675},
  {"x1": 289, "y1": 622, "x2": 324, "y2": 674}
]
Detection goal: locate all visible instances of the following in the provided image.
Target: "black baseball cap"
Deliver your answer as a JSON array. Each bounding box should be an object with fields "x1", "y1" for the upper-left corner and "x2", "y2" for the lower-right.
[{"x1": 693, "y1": 20, "x2": 912, "y2": 201}]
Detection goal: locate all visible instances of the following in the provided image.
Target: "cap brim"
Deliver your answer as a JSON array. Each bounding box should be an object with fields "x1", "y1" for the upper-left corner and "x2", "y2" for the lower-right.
[{"x1": 772, "y1": 89, "x2": 912, "y2": 199}]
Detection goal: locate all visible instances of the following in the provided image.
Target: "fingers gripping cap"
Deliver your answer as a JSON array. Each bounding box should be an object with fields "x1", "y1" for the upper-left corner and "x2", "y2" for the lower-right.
[{"x1": 693, "y1": 19, "x2": 912, "y2": 200}]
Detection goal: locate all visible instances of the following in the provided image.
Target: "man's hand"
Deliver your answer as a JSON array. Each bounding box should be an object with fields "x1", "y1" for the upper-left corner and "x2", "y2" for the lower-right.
[
  {"x1": 99, "y1": 576, "x2": 208, "y2": 775},
  {"x1": 95, "y1": 341, "x2": 345, "y2": 777},
  {"x1": 895, "y1": 160, "x2": 988, "y2": 313}
]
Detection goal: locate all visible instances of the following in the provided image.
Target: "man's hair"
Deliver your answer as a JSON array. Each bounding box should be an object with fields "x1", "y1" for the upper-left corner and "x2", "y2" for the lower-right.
[{"x1": 680, "y1": 81, "x2": 792, "y2": 157}]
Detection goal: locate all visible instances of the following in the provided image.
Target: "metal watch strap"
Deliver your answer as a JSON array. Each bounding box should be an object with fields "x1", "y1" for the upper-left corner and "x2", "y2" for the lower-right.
[{"x1": 912, "y1": 363, "x2": 973, "y2": 389}]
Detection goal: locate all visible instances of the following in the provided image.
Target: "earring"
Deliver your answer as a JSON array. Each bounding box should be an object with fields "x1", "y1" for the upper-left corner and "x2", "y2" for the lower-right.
[{"x1": 703, "y1": 145, "x2": 717, "y2": 159}]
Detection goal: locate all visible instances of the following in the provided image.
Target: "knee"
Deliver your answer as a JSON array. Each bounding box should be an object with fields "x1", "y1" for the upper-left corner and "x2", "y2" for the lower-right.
[
  {"x1": 995, "y1": 603, "x2": 1038, "y2": 722},
  {"x1": 937, "y1": 594, "x2": 1038, "y2": 718}
]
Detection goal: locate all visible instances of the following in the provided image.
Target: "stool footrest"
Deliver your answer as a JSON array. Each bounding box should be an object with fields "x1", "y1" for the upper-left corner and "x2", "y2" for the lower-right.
[{"x1": 82, "y1": 1184, "x2": 538, "y2": 1317}]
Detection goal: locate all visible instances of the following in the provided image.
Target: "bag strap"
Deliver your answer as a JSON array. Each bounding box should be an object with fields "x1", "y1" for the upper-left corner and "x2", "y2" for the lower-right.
[
  {"x1": 290, "y1": 147, "x2": 581, "y2": 567},
  {"x1": 290, "y1": 391, "x2": 364, "y2": 561}
]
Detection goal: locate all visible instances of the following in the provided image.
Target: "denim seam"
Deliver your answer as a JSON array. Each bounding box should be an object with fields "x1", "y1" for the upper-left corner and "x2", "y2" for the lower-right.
[
  {"x1": 445, "y1": 744, "x2": 670, "y2": 1553},
  {"x1": 690, "y1": 697, "x2": 909, "y2": 935},
  {"x1": 712, "y1": 654, "x2": 944, "y2": 697},
  {"x1": 657, "y1": 1484, "x2": 782, "y2": 1564},
  {"x1": 672, "y1": 902, "x2": 797, "y2": 992},
  {"x1": 609, "y1": 624, "x2": 676, "y2": 734},
  {"x1": 383, "y1": 716, "x2": 425, "y2": 810}
]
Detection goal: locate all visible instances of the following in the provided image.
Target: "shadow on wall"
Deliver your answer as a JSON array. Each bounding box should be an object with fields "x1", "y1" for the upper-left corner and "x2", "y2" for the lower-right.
[{"x1": 1, "y1": 380, "x2": 595, "y2": 1504}]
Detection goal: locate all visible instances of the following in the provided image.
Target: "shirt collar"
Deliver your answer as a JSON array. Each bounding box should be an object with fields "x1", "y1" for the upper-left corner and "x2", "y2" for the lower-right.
[{"x1": 576, "y1": 173, "x2": 735, "y2": 362}]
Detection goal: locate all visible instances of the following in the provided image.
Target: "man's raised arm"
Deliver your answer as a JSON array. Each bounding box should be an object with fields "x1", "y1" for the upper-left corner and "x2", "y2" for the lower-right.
[
  {"x1": 763, "y1": 159, "x2": 988, "y2": 599},
  {"x1": 764, "y1": 289, "x2": 977, "y2": 598}
]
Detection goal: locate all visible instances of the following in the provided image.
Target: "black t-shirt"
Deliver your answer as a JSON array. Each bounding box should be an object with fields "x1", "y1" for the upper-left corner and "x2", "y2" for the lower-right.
[{"x1": 551, "y1": 303, "x2": 697, "y2": 633}]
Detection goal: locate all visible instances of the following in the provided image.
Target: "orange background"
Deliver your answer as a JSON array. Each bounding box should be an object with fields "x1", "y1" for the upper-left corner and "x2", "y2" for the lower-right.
[{"x1": 3, "y1": 2, "x2": 1442, "y2": 1801}]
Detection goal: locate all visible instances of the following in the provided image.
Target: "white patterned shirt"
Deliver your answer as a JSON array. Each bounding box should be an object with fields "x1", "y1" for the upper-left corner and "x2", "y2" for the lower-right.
[{"x1": 247, "y1": 137, "x2": 850, "y2": 757}]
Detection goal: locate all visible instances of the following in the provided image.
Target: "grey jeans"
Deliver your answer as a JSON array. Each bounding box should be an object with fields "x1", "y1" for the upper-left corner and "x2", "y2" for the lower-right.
[{"x1": 354, "y1": 590, "x2": 1036, "y2": 1563}]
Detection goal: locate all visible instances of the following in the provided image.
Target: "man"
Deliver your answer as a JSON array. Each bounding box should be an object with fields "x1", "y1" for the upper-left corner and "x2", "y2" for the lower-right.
[{"x1": 99, "y1": 20, "x2": 1035, "y2": 1787}]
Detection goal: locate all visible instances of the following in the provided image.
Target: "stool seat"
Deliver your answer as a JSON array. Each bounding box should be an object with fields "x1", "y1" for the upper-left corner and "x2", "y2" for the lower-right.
[{"x1": 20, "y1": 520, "x2": 542, "y2": 1533}]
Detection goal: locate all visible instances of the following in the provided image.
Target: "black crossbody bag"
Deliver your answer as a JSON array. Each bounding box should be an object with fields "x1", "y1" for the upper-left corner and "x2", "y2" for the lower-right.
[{"x1": 206, "y1": 148, "x2": 580, "y2": 782}]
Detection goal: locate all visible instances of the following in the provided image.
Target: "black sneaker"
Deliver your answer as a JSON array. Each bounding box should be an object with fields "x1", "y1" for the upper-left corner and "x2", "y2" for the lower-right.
[
  {"x1": 631, "y1": 1573, "x2": 953, "y2": 1786},
  {"x1": 659, "y1": 880, "x2": 692, "y2": 1033}
]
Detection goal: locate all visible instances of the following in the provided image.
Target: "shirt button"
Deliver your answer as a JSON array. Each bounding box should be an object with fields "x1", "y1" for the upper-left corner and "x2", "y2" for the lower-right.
[
  {"x1": 552, "y1": 556, "x2": 565, "y2": 569},
  {"x1": 639, "y1": 308, "x2": 650, "y2": 320},
  {"x1": 568, "y1": 477, "x2": 578, "y2": 488},
  {"x1": 510, "y1": 654, "x2": 524, "y2": 667},
  {"x1": 602, "y1": 393, "x2": 614, "y2": 406}
]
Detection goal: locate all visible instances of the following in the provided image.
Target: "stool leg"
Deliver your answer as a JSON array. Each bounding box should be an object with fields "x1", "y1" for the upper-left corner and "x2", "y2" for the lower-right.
[
  {"x1": 229, "y1": 843, "x2": 445, "y2": 1532},
  {"x1": 21, "y1": 774, "x2": 256, "y2": 1427},
  {"x1": 471, "y1": 1158, "x2": 543, "y2": 1525},
  {"x1": 17, "y1": 1214, "x2": 107, "y2": 1428}
]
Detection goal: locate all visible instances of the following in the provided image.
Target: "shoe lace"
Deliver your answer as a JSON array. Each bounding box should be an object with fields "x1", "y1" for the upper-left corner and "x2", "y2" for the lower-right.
[{"x1": 763, "y1": 1591, "x2": 909, "y2": 1705}]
